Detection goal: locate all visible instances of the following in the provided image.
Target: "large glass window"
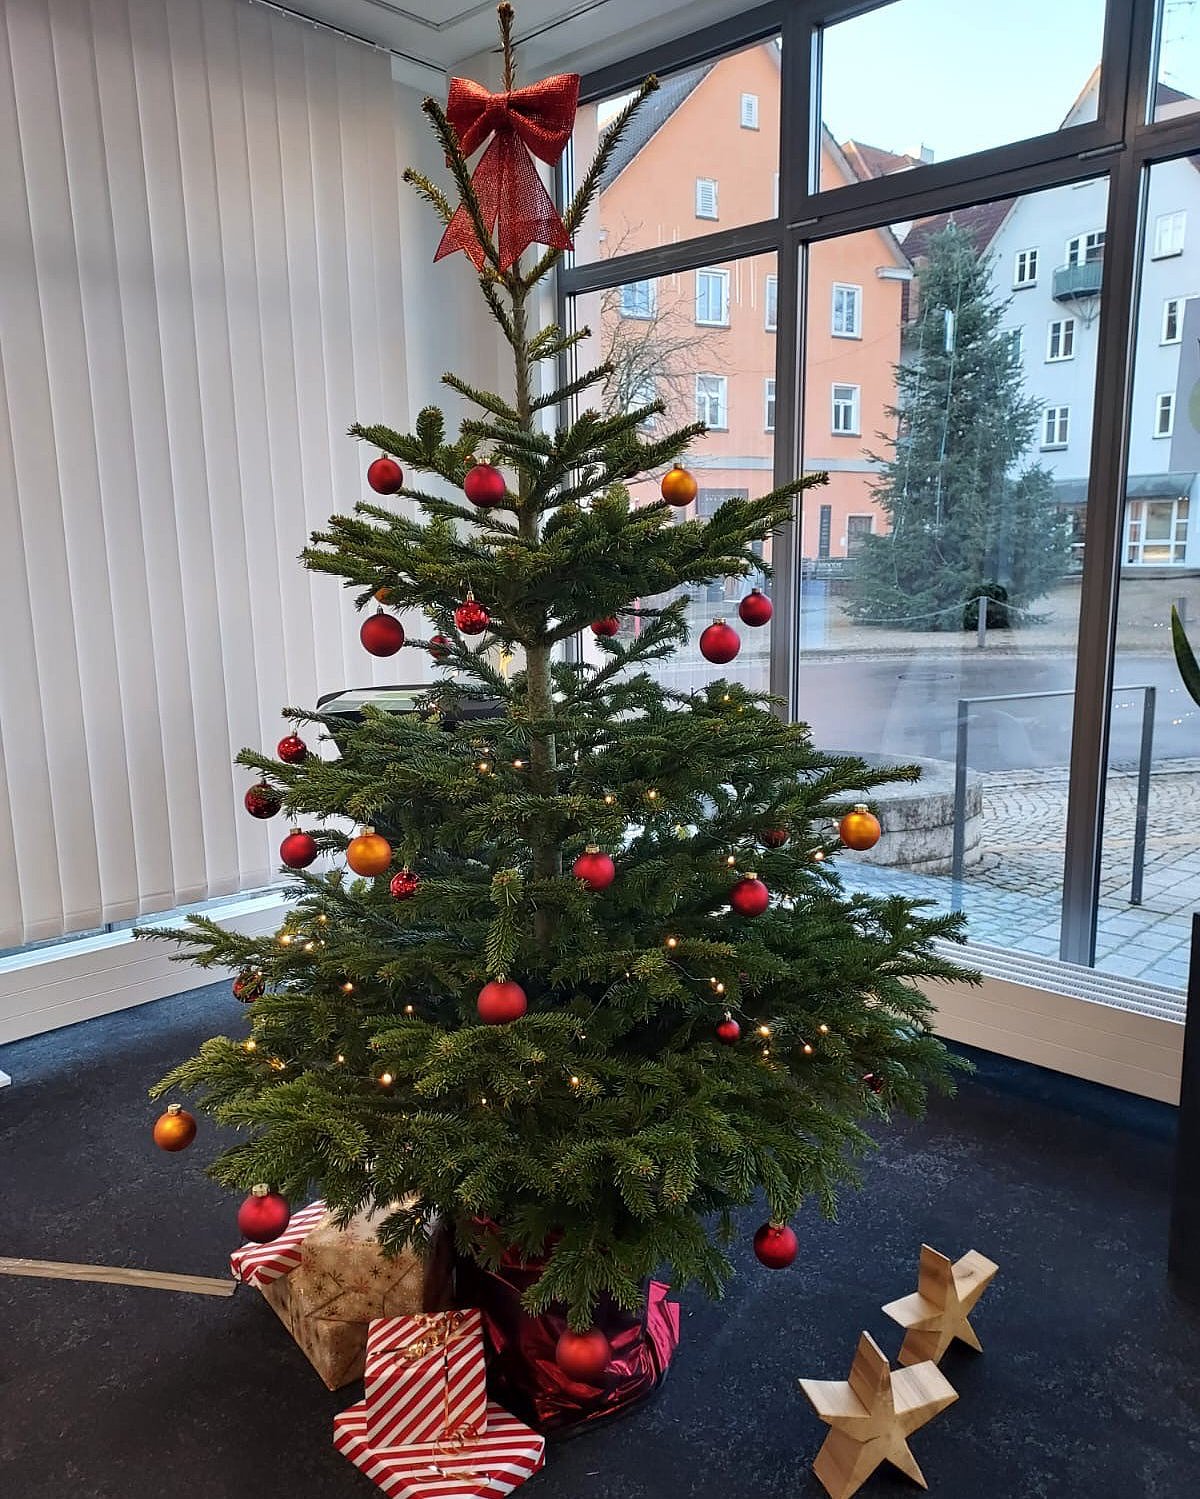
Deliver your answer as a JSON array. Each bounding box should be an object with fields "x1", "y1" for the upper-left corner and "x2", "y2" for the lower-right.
[{"x1": 1154, "y1": 0, "x2": 1200, "y2": 121}]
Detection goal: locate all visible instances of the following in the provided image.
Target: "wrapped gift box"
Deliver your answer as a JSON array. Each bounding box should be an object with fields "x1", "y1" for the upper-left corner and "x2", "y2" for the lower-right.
[
  {"x1": 231, "y1": 1201, "x2": 452, "y2": 1391},
  {"x1": 363, "y1": 1309, "x2": 488, "y2": 1449},
  {"x1": 334, "y1": 1399, "x2": 545, "y2": 1499}
]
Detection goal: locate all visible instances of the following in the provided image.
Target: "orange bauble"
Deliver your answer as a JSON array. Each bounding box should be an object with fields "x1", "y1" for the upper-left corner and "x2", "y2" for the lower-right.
[
  {"x1": 152, "y1": 1103, "x2": 197, "y2": 1152},
  {"x1": 660, "y1": 464, "x2": 698, "y2": 507},
  {"x1": 838, "y1": 804, "x2": 882, "y2": 851},
  {"x1": 346, "y1": 827, "x2": 393, "y2": 877}
]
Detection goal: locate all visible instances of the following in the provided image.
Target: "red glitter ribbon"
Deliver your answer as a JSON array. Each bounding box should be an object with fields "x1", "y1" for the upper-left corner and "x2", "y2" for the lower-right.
[{"x1": 435, "y1": 73, "x2": 580, "y2": 273}]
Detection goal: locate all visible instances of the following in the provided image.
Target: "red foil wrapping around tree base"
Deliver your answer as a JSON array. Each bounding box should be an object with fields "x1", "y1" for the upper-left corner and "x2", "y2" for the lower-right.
[{"x1": 454, "y1": 1247, "x2": 680, "y2": 1436}]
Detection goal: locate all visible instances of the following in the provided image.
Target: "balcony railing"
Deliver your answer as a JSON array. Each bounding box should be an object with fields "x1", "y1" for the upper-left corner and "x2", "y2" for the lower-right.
[{"x1": 1053, "y1": 259, "x2": 1104, "y2": 301}]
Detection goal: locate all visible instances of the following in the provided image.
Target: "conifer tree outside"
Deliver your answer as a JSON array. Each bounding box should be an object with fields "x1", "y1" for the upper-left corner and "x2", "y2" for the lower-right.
[{"x1": 145, "y1": 7, "x2": 972, "y2": 1327}]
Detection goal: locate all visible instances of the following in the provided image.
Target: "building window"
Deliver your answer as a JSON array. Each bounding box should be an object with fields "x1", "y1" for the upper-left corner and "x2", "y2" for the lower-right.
[
  {"x1": 1004, "y1": 327, "x2": 1023, "y2": 362},
  {"x1": 619, "y1": 280, "x2": 655, "y2": 319},
  {"x1": 1046, "y1": 318, "x2": 1076, "y2": 361},
  {"x1": 1163, "y1": 297, "x2": 1185, "y2": 344},
  {"x1": 765, "y1": 274, "x2": 778, "y2": 331},
  {"x1": 628, "y1": 376, "x2": 657, "y2": 429},
  {"x1": 1153, "y1": 211, "x2": 1187, "y2": 258},
  {"x1": 1065, "y1": 230, "x2": 1105, "y2": 266},
  {"x1": 1013, "y1": 248, "x2": 1038, "y2": 287},
  {"x1": 832, "y1": 383, "x2": 861, "y2": 436},
  {"x1": 695, "y1": 268, "x2": 730, "y2": 327},
  {"x1": 846, "y1": 514, "x2": 874, "y2": 555},
  {"x1": 696, "y1": 373, "x2": 728, "y2": 429},
  {"x1": 740, "y1": 92, "x2": 759, "y2": 129},
  {"x1": 1155, "y1": 392, "x2": 1175, "y2": 438},
  {"x1": 1126, "y1": 496, "x2": 1189, "y2": 564},
  {"x1": 764, "y1": 377, "x2": 776, "y2": 432},
  {"x1": 832, "y1": 283, "x2": 863, "y2": 338},
  {"x1": 1042, "y1": 405, "x2": 1070, "y2": 448},
  {"x1": 695, "y1": 177, "x2": 719, "y2": 220}
]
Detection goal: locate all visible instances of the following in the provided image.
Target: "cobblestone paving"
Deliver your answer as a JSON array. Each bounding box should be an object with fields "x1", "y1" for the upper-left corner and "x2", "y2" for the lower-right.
[{"x1": 841, "y1": 759, "x2": 1200, "y2": 991}]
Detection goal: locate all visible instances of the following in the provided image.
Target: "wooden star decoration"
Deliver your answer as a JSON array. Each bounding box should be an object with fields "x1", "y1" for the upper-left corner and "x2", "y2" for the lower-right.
[
  {"x1": 882, "y1": 1244, "x2": 999, "y2": 1366},
  {"x1": 798, "y1": 1331, "x2": 957, "y2": 1499}
]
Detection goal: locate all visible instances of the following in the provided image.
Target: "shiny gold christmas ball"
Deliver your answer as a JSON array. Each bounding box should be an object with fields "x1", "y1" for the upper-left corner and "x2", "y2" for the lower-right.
[
  {"x1": 839, "y1": 804, "x2": 882, "y2": 851},
  {"x1": 152, "y1": 1103, "x2": 197, "y2": 1152},
  {"x1": 346, "y1": 827, "x2": 393, "y2": 877},
  {"x1": 660, "y1": 464, "x2": 698, "y2": 507}
]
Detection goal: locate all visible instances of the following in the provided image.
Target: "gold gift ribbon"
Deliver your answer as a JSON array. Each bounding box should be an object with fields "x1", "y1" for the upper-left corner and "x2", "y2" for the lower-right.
[{"x1": 378, "y1": 1310, "x2": 480, "y2": 1444}]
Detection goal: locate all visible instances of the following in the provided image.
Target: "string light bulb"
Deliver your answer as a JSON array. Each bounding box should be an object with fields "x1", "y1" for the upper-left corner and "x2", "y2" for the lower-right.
[
  {"x1": 404, "y1": 1003, "x2": 415, "y2": 1015},
  {"x1": 335, "y1": 1053, "x2": 345, "y2": 1064},
  {"x1": 317, "y1": 914, "x2": 328, "y2": 925},
  {"x1": 279, "y1": 933, "x2": 293, "y2": 946},
  {"x1": 812, "y1": 850, "x2": 825, "y2": 863},
  {"x1": 379, "y1": 1072, "x2": 394, "y2": 1087},
  {"x1": 569, "y1": 1075, "x2": 581, "y2": 1088},
  {"x1": 818, "y1": 1023, "x2": 830, "y2": 1035},
  {"x1": 726, "y1": 854, "x2": 737, "y2": 866},
  {"x1": 244, "y1": 1039, "x2": 257, "y2": 1052},
  {"x1": 665, "y1": 935, "x2": 679, "y2": 949},
  {"x1": 646, "y1": 788, "x2": 659, "y2": 801},
  {"x1": 303, "y1": 940, "x2": 316, "y2": 953},
  {"x1": 341, "y1": 981, "x2": 355, "y2": 994},
  {"x1": 603, "y1": 793, "x2": 617, "y2": 806},
  {"x1": 757, "y1": 1024, "x2": 772, "y2": 1038},
  {"x1": 512, "y1": 758, "x2": 525, "y2": 769},
  {"x1": 802, "y1": 1042, "x2": 814, "y2": 1056}
]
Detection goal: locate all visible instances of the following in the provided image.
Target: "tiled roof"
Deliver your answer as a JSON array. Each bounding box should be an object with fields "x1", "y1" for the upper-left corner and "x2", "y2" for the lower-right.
[
  {"x1": 901, "y1": 199, "x2": 1013, "y2": 262},
  {"x1": 598, "y1": 63, "x2": 714, "y2": 190},
  {"x1": 840, "y1": 139, "x2": 921, "y2": 180}
]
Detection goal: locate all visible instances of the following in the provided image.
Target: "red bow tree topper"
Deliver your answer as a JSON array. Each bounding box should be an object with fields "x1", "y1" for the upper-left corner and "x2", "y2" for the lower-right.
[{"x1": 435, "y1": 73, "x2": 580, "y2": 273}]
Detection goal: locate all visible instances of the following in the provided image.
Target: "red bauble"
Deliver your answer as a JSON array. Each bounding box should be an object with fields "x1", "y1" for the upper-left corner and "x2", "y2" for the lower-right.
[
  {"x1": 699, "y1": 620, "x2": 741, "y2": 664},
  {"x1": 660, "y1": 465, "x2": 698, "y2": 507},
  {"x1": 152, "y1": 1103, "x2": 196, "y2": 1152},
  {"x1": 244, "y1": 781, "x2": 282, "y2": 819},
  {"x1": 555, "y1": 1327, "x2": 613, "y2": 1383},
  {"x1": 429, "y1": 634, "x2": 452, "y2": 661},
  {"x1": 455, "y1": 594, "x2": 490, "y2": 636},
  {"x1": 753, "y1": 1221, "x2": 798, "y2": 1270},
  {"x1": 389, "y1": 868, "x2": 420, "y2": 900},
  {"x1": 367, "y1": 456, "x2": 403, "y2": 494},
  {"x1": 738, "y1": 588, "x2": 773, "y2": 627},
  {"x1": 346, "y1": 828, "x2": 392, "y2": 877},
  {"x1": 232, "y1": 968, "x2": 265, "y2": 1003},
  {"x1": 863, "y1": 1071, "x2": 886, "y2": 1095},
  {"x1": 590, "y1": 616, "x2": 620, "y2": 638},
  {"x1": 476, "y1": 977, "x2": 528, "y2": 1024},
  {"x1": 280, "y1": 828, "x2": 318, "y2": 870},
  {"x1": 237, "y1": 1185, "x2": 291, "y2": 1244},
  {"x1": 730, "y1": 875, "x2": 769, "y2": 917},
  {"x1": 360, "y1": 610, "x2": 405, "y2": 657},
  {"x1": 463, "y1": 463, "x2": 507, "y2": 508},
  {"x1": 572, "y1": 846, "x2": 616, "y2": 892},
  {"x1": 762, "y1": 828, "x2": 789, "y2": 849},
  {"x1": 716, "y1": 1014, "x2": 741, "y2": 1045},
  {"x1": 276, "y1": 734, "x2": 308, "y2": 764}
]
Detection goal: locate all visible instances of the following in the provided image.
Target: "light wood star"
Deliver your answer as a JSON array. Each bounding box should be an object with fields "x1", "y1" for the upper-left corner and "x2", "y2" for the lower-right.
[
  {"x1": 882, "y1": 1244, "x2": 999, "y2": 1366},
  {"x1": 799, "y1": 1331, "x2": 958, "y2": 1499}
]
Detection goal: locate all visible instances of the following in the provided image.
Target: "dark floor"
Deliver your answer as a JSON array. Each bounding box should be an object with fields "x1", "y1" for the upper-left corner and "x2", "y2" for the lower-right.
[{"x1": 2, "y1": 986, "x2": 1199, "y2": 1499}]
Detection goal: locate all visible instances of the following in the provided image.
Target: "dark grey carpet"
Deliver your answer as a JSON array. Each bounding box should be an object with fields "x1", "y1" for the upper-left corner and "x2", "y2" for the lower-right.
[{"x1": 1, "y1": 983, "x2": 1198, "y2": 1498}]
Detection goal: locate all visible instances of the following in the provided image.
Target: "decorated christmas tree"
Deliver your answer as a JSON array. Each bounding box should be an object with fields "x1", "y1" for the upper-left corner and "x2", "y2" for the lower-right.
[{"x1": 146, "y1": 3, "x2": 969, "y2": 1363}]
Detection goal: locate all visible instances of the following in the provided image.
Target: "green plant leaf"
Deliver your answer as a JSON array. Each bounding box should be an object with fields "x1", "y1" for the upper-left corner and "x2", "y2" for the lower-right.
[{"x1": 1172, "y1": 605, "x2": 1200, "y2": 707}]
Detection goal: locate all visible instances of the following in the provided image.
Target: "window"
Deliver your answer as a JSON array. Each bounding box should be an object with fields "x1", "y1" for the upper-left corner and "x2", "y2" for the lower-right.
[
  {"x1": 846, "y1": 514, "x2": 874, "y2": 555},
  {"x1": 1162, "y1": 297, "x2": 1185, "y2": 344},
  {"x1": 1154, "y1": 392, "x2": 1175, "y2": 438},
  {"x1": 765, "y1": 274, "x2": 778, "y2": 331},
  {"x1": 1042, "y1": 405, "x2": 1070, "y2": 448},
  {"x1": 628, "y1": 377, "x2": 657, "y2": 429},
  {"x1": 695, "y1": 268, "x2": 730, "y2": 326},
  {"x1": 695, "y1": 177, "x2": 719, "y2": 220},
  {"x1": 1066, "y1": 231, "x2": 1105, "y2": 266},
  {"x1": 1004, "y1": 327, "x2": 1023, "y2": 362},
  {"x1": 1153, "y1": 211, "x2": 1186, "y2": 258},
  {"x1": 1046, "y1": 318, "x2": 1076, "y2": 361},
  {"x1": 618, "y1": 280, "x2": 655, "y2": 319},
  {"x1": 832, "y1": 383, "x2": 860, "y2": 435},
  {"x1": 740, "y1": 92, "x2": 759, "y2": 129},
  {"x1": 695, "y1": 374, "x2": 728, "y2": 429},
  {"x1": 1125, "y1": 496, "x2": 1189, "y2": 563},
  {"x1": 764, "y1": 377, "x2": 776, "y2": 432},
  {"x1": 832, "y1": 283, "x2": 862, "y2": 338},
  {"x1": 1013, "y1": 248, "x2": 1038, "y2": 287}
]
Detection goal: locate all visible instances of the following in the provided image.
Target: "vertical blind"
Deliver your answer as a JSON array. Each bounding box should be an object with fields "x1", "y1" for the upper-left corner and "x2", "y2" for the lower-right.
[{"x1": 0, "y1": 0, "x2": 415, "y2": 947}]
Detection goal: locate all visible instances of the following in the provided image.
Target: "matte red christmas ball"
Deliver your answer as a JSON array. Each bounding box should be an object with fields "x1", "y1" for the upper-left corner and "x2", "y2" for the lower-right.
[
  {"x1": 280, "y1": 828, "x2": 318, "y2": 870},
  {"x1": 360, "y1": 610, "x2": 405, "y2": 657},
  {"x1": 276, "y1": 733, "x2": 308, "y2": 764},
  {"x1": 463, "y1": 462, "x2": 506, "y2": 508},
  {"x1": 590, "y1": 616, "x2": 620, "y2": 638},
  {"x1": 761, "y1": 828, "x2": 789, "y2": 849},
  {"x1": 699, "y1": 620, "x2": 741, "y2": 664},
  {"x1": 660, "y1": 464, "x2": 698, "y2": 507},
  {"x1": 237, "y1": 1185, "x2": 291, "y2": 1244},
  {"x1": 454, "y1": 595, "x2": 490, "y2": 636},
  {"x1": 476, "y1": 977, "x2": 528, "y2": 1024},
  {"x1": 738, "y1": 588, "x2": 773, "y2": 627},
  {"x1": 716, "y1": 1014, "x2": 741, "y2": 1045},
  {"x1": 232, "y1": 968, "x2": 265, "y2": 1003},
  {"x1": 753, "y1": 1221, "x2": 798, "y2": 1269},
  {"x1": 429, "y1": 634, "x2": 452, "y2": 661},
  {"x1": 367, "y1": 455, "x2": 403, "y2": 494},
  {"x1": 839, "y1": 805, "x2": 882, "y2": 851},
  {"x1": 730, "y1": 874, "x2": 769, "y2": 917},
  {"x1": 244, "y1": 781, "x2": 282, "y2": 819},
  {"x1": 346, "y1": 828, "x2": 392, "y2": 877},
  {"x1": 555, "y1": 1327, "x2": 613, "y2": 1382},
  {"x1": 389, "y1": 868, "x2": 420, "y2": 900},
  {"x1": 152, "y1": 1103, "x2": 196, "y2": 1152},
  {"x1": 572, "y1": 846, "x2": 616, "y2": 891}
]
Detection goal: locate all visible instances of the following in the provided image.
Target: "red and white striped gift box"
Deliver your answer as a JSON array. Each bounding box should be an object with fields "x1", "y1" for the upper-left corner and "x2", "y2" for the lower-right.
[
  {"x1": 334, "y1": 1399, "x2": 545, "y2": 1499},
  {"x1": 229, "y1": 1200, "x2": 328, "y2": 1290},
  {"x1": 363, "y1": 1310, "x2": 488, "y2": 1449}
]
